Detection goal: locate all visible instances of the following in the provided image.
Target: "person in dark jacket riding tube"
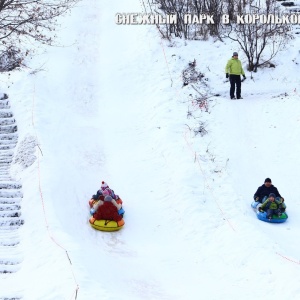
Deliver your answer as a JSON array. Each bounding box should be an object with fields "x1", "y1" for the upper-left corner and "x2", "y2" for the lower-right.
[
  {"x1": 259, "y1": 193, "x2": 282, "y2": 220},
  {"x1": 253, "y1": 178, "x2": 284, "y2": 203},
  {"x1": 225, "y1": 52, "x2": 246, "y2": 99}
]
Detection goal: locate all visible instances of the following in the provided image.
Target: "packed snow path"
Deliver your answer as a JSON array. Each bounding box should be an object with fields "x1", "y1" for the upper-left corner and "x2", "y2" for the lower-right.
[
  {"x1": 1, "y1": 0, "x2": 300, "y2": 298},
  {"x1": 0, "y1": 94, "x2": 23, "y2": 298}
]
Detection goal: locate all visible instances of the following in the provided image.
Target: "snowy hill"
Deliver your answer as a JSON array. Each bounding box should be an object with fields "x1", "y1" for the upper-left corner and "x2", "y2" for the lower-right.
[{"x1": 1, "y1": 0, "x2": 300, "y2": 299}]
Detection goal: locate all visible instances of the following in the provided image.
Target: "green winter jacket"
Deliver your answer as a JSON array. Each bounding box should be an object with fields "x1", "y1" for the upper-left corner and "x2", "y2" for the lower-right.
[
  {"x1": 225, "y1": 58, "x2": 245, "y2": 75},
  {"x1": 261, "y1": 198, "x2": 279, "y2": 210}
]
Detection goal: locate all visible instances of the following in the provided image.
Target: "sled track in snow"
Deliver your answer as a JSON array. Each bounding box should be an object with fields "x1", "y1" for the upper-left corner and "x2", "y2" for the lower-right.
[{"x1": 0, "y1": 95, "x2": 23, "y2": 299}]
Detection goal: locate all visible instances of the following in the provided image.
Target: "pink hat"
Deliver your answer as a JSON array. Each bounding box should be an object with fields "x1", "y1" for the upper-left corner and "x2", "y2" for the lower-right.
[{"x1": 101, "y1": 181, "x2": 109, "y2": 190}]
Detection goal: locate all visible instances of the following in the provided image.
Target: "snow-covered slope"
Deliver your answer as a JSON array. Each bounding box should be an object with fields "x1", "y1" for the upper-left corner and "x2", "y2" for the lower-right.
[{"x1": 1, "y1": 0, "x2": 300, "y2": 299}]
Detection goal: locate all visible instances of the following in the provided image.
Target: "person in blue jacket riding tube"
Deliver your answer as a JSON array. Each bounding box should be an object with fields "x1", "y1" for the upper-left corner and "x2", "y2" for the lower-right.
[{"x1": 253, "y1": 178, "x2": 284, "y2": 203}]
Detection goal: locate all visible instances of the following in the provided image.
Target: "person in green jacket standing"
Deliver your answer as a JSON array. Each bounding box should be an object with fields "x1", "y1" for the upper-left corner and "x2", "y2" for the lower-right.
[{"x1": 225, "y1": 52, "x2": 246, "y2": 99}]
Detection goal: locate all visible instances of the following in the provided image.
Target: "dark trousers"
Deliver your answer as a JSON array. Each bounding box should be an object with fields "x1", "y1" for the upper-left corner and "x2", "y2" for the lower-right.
[
  {"x1": 229, "y1": 75, "x2": 241, "y2": 98},
  {"x1": 266, "y1": 209, "x2": 280, "y2": 219}
]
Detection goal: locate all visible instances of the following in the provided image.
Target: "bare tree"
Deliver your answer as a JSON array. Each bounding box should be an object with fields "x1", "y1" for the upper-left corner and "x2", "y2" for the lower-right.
[
  {"x1": 152, "y1": 0, "x2": 293, "y2": 72},
  {"x1": 224, "y1": 23, "x2": 292, "y2": 72},
  {"x1": 152, "y1": 0, "x2": 224, "y2": 39},
  {"x1": 222, "y1": 0, "x2": 293, "y2": 72},
  {"x1": 0, "y1": 0, "x2": 80, "y2": 71}
]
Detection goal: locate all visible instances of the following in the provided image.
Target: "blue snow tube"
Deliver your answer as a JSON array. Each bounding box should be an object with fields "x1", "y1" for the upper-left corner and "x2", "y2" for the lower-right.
[
  {"x1": 118, "y1": 207, "x2": 125, "y2": 215},
  {"x1": 251, "y1": 201, "x2": 288, "y2": 223}
]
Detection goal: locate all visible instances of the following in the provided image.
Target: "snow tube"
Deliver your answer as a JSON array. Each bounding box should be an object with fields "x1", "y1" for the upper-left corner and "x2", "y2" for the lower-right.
[
  {"x1": 251, "y1": 201, "x2": 288, "y2": 223},
  {"x1": 89, "y1": 217, "x2": 125, "y2": 232}
]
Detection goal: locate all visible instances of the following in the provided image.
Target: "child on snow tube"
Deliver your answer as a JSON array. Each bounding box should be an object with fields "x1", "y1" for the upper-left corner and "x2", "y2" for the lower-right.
[
  {"x1": 258, "y1": 193, "x2": 285, "y2": 220},
  {"x1": 89, "y1": 181, "x2": 124, "y2": 216}
]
